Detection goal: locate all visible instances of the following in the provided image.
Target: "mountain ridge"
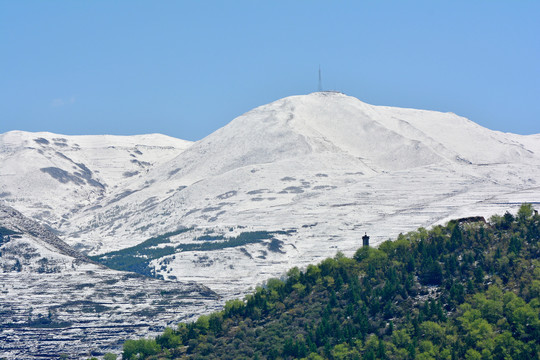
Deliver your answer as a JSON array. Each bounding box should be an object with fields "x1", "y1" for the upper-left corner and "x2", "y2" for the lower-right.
[
  {"x1": 0, "y1": 130, "x2": 192, "y2": 227},
  {"x1": 2, "y1": 92, "x2": 540, "y2": 357},
  {"x1": 2, "y1": 92, "x2": 540, "y2": 300}
]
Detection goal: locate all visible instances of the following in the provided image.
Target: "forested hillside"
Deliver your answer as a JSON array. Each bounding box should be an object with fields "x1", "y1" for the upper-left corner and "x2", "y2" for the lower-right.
[{"x1": 117, "y1": 205, "x2": 540, "y2": 360}]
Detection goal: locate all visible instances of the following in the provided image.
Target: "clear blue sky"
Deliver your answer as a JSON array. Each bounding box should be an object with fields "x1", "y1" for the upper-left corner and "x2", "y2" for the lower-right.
[{"x1": 1, "y1": 1, "x2": 539, "y2": 141}]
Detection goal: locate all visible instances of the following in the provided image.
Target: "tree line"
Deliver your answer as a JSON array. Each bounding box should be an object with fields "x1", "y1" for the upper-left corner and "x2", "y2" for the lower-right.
[{"x1": 105, "y1": 204, "x2": 539, "y2": 360}]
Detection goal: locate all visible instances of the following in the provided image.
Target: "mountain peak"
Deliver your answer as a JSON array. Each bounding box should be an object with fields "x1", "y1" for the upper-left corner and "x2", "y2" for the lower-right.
[
  {"x1": 2, "y1": 93, "x2": 539, "y2": 319},
  {"x1": 162, "y1": 93, "x2": 458, "y2": 180}
]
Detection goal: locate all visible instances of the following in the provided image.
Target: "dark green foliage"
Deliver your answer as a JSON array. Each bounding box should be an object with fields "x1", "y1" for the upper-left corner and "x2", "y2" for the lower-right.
[
  {"x1": 175, "y1": 231, "x2": 275, "y2": 252},
  {"x1": 122, "y1": 204, "x2": 540, "y2": 359},
  {"x1": 91, "y1": 230, "x2": 275, "y2": 278},
  {"x1": 90, "y1": 227, "x2": 192, "y2": 277},
  {"x1": 123, "y1": 339, "x2": 160, "y2": 360},
  {"x1": 419, "y1": 257, "x2": 443, "y2": 285},
  {"x1": 194, "y1": 234, "x2": 225, "y2": 241}
]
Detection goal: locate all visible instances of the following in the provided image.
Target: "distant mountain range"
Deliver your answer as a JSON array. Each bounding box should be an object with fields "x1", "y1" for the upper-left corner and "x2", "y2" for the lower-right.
[{"x1": 1, "y1": 92, "x2": 540, "y2": 357}]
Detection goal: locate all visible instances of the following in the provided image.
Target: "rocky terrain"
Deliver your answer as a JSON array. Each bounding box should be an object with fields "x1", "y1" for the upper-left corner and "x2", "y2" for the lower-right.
[{"x1": 0, "y1": 205, "x2": 219, "y2": 359}]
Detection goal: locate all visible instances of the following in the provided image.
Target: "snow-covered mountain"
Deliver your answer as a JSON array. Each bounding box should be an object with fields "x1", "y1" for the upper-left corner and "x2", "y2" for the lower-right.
[
  {"x1": 0, "y1": 204, "x2": 218, "y2": 359},
  {"x1": 0, "y1": 131, "x2": 192, "y2": 227},
  {"x1": 2, "y1": 91, "x2": 540, "y2": 300}
]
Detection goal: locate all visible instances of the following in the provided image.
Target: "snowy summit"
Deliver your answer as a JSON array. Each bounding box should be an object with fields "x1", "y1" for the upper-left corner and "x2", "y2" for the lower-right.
[
  {"x1": 2, "y1": 92, "x2": 540, "y2": 358},
  {"x1": 1, "y1": 92, "x2": 539, "y2": 297}
]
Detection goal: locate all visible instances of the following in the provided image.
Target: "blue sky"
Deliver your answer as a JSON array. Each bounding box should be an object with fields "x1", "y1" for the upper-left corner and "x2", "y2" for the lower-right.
[{"x1": 1, "y1": 1, "x2": 539, "y2": 140}]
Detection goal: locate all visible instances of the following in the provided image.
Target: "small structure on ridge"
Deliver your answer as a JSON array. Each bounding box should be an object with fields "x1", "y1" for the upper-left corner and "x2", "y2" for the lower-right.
[{"x1": 362, "y1": 232, "x2": 370, "y2": 247}]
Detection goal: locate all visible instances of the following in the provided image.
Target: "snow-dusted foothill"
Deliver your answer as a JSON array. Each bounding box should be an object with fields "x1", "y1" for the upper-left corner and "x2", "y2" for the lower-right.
[
  {"x1": 0, "y1": 205, "x2": 219, "y2": 359},
  {"x1": 0, "y1": 131, "x2": 192, "y2": 228}
]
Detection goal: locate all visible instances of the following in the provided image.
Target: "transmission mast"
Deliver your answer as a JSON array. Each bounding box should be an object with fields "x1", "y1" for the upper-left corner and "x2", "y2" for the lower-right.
[{"x1": 318, "y1": 65, "x2": 323, "y2": 92}]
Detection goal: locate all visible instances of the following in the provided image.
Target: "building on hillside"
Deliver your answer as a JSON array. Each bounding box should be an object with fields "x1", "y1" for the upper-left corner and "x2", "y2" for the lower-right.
[{"x1": 362, "y1": 233, "x2": 370, "y2": 247}]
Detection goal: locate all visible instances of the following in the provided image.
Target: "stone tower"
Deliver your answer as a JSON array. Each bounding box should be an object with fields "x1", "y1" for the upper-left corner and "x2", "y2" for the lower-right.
[{"x1": 362, "y1": 232, "x2": 370, "y2": 247}]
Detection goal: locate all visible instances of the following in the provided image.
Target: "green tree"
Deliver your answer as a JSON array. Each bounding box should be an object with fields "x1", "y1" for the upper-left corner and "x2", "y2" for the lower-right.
[
  {"x1": 122, "y1": 339, "x2": 160, "y2": 360},
  {"x1": 517, "y1": 203, "x2": 533, "y2": 222}
]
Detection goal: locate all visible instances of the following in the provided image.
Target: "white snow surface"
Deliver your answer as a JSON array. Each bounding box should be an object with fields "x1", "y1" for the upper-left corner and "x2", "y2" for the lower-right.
[
  {"x1": 0, "y1": 204, "x2": 219, "y2": 359},
  {"x1": 2, "y1": 92, "x2": 540, "y2": 301},
  {"x1": 0, "y1": 131, "x2": 192, "y2": 225}
]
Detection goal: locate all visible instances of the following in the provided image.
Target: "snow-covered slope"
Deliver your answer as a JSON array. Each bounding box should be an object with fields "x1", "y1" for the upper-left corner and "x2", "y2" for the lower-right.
[
  {"x1": 143, "y1": 91, "x2": 534, "y2": 183},
  {"x1": 34, "y1": 92, "x2": 537, "y2": 298},
  {"x1": 0, "y1": 131, "x2": 192, "y2": 226},
  {"x1": 2, "y1": 92, "x2": 540, "y2": 302},
  {"x1": 0, "y1": 205, "x2": 218, "y2": 359}
]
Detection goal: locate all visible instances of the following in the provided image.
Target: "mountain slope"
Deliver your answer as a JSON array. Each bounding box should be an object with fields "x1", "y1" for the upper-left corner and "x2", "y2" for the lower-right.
[
  {"x1": 0, "y1": 205, "x2": 219, "y2": 359},
  {"x1": 2, "y1": 92, "x2": 540, "y2": 302},
  {"x1": 45, "y1": 92, "x2": 540, "y2": 299},
  {"x1": 128, "y1": 206, "x2": 540, "y2": 360},
  {"x1": 2, "y1": 93, "x2": 539, "y2": 358},
  {"x1": 0, "y1": 131, "x2": 192, "y2": 226},
  {"x1": 149, "y1": 92, "x2": 535, "y2": 182}
]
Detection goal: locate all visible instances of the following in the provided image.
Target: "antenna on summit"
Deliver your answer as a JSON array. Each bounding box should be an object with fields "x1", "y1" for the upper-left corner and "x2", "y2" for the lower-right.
[{"x1": 318, "y1": 65, "x2": 323, "y2": 92}]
